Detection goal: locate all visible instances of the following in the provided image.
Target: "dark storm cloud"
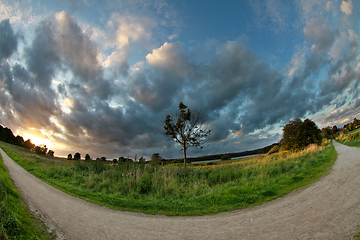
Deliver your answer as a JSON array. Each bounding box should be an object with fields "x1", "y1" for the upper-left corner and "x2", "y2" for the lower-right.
[
  {"x1": 0, "y1": 61, "x2": 61, "y2": 131},
  {"x1": 25, "y1": 20, "x2": 61, "y2": 89},
  {"x1": 0, "y1": 19, "x2": 61, "y2": 133},
  {"x1": 0, "y1": 19, "x2": 18, "y2": 60},
  {"x1": 1, "y1": 4, "x2": 360, "y2": 159},
  {"x1": 53, "y1": 12, "x2": 113, "y2": 101},
  {"x1": 56, "y1": 12, "x2": 102, "y2": 82}
]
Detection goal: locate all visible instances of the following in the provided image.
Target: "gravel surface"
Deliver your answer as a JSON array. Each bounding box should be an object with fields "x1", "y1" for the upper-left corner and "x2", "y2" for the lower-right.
[{"x1": 1, "y1": 140, "x2": 360, "y2": 239}]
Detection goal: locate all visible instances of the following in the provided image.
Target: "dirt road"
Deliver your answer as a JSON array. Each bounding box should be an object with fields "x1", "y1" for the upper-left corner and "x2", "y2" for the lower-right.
[{"x1": 1, "y1": 141, "x2": 360, "y2": 239}]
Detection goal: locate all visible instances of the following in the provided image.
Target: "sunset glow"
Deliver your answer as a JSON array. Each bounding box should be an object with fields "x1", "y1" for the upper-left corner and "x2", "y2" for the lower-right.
[{"x1": 23, "y1": 133, "x2": 53, "y2": 148}]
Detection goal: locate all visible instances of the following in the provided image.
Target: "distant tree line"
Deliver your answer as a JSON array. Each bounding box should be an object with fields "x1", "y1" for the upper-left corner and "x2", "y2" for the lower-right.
[
  {"x1": 0, "y1": 125, "x2": 55, "y2": 156},
  {"x1": 321, "y1": 118, "x2": 359, "y2": 139},
  {"x1": 66, "y1": 151, "x2": 146, "y2": 164},
  {"x1": 275, "y1": 117, "x2": 360, "y2": 153}
]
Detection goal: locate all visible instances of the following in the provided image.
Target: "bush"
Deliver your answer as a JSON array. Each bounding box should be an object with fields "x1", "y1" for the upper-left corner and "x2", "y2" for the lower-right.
[
  {"x1": 67, "y1": 154, "x2": 72, "y2": 160},
  {"x1": 221, "y1": 155, "x2": 231, "y2": 161},
  {"x1": 149, "y1": 153, "x2": 164, "y2": 165},
  {"x1": 34, "y1": 145, "x2": 47, "y2": 155},
  {"x1": 137, "y1": 172, "x2": 151, "y2": 194},
  {"x1": 280, "y1": 118, "x2": 322, "y2": 151},
  {"x1": 47, "y1": 150, "x2": 54, "y2": 157}
]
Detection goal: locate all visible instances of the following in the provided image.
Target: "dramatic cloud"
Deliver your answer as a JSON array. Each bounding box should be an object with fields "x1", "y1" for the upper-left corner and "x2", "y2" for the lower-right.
[
  {"x1": 340, "y1": 0, "x2": 353, "y2": 15},
  {"x1": 0, "y1": 19, "x2": 18, "y2": 60},
  {"x1": 0, "y1": 1, "x2": 359, "y2": 159}
]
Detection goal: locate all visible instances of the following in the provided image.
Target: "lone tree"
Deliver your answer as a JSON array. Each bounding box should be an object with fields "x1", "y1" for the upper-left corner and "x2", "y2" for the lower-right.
[
  {"x1": 74, "y1": 152, "x2": 81, "y2": 160},
  {"x1": 85, "y1": 154, "x2": 91, "y2": 161},
  {"x1": 163, "y1": 102, "x2": 211, "y2": 167},
  {"x1": 280, "y1": 118, "x2": 322, "y2": 151}
]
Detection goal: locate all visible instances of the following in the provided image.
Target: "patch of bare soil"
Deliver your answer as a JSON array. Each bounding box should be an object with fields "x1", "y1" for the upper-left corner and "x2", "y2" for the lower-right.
[{"x1": 1, "y1": 140, "x2": 359, "y2": 239}]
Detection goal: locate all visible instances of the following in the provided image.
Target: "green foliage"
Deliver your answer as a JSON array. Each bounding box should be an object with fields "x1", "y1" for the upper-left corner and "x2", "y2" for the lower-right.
[
  {"x1": 0, "y1": 140, "x2": 337, "y2": 216},
  {"x1": 321, "y1": 125, "x2": 338, "y2": 139},
  {"x1": 336, "y1": 128, "x2": 360, "y2": 147},
  {"x1": 0, "y1": 149, "x2": 50, "y2": 239},
  {"x1": 149, "y1": 153, "x2": 163, "y2": 165},
  {"x1": 280, "y1": 118, "x2": 322, "y2": 151}
]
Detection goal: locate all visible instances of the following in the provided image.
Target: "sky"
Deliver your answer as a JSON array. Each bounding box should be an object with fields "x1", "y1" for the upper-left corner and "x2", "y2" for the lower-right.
[{"x1": 0, "y1": 0, "x2": 359, "y2": 160}]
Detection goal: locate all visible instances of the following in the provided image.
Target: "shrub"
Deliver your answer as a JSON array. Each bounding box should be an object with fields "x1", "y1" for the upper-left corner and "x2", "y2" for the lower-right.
[
  {"x1": 221, "y1": 155, "x2": 231, "y2": 161},
  {"x1": 34, "y1": 144, "x2": 47, "y2": 154},
  {"x1": 137, "y1": 172, "x2": 152, "y2": 194},
  {"x1": 67, "y1": 154, "x2": 72, "y2": 160},
  {"x1": 23, "y1": 139, "x2": 35, "y2": 150},
  {"x1": 149, "y1": 153, "x2": 164, "y2": 165},
  {"x1": 280, "y1": 118, "x2": 322, "y2": 151},
  {"x1": 47, "y1": 150, "x2": 54, "y2": 157}
]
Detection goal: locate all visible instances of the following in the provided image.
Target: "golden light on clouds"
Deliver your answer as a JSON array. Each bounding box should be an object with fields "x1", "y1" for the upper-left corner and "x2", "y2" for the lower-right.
[{"x1": 23, "y1": 133, "x2": 52, "y2": 148}]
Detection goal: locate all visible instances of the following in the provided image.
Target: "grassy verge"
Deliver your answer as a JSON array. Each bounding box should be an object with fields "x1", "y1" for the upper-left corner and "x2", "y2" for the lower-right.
[
  {"x1": 0, "y1": 152, "x2": 51, "y2": 239},
  {"x1": 336, "y1": 128, "x2": 360, "y2": 147},
  {"x1": 0, "y1": 140, "x2": 337, "y2": 216}
]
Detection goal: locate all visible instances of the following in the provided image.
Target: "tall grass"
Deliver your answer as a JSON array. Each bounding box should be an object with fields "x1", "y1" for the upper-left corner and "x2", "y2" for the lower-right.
[
  {"x1": 0, "y1": 153, "x2": 51, "y2": 239},
  {"x1": 336, "y1": 128, "x2": 360, "y2": 147},
  {"x1": 0, "y1": 140, "x2": 337, "y2": 216}
]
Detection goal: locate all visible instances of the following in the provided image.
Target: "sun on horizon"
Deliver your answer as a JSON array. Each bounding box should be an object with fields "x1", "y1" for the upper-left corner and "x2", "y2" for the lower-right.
[{"x1": 23, "y1": 133, "x2": 53, "y2": 148}]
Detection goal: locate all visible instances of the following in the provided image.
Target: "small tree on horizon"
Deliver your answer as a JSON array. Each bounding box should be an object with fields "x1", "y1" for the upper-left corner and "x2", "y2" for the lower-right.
[
  {"x1": 47, "y1": 150, "x2": 54, "y2": 157},
  {"x1": 74, "y1": 152, "x2": 81, "y2": 160},
  {"x1": 163, "y1": 102, "x2": 211, "y2": 167}
]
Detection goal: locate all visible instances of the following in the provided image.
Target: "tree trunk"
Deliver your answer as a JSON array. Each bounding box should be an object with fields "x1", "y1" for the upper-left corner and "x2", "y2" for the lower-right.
[{"x1": 183, "y1": 143, "x2": 187, "y2": 167}]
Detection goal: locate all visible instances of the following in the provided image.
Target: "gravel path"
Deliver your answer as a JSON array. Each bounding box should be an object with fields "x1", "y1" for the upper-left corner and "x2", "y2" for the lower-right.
[{"x1": 1, "y1": 140, "x2": 360, "y2": 239}]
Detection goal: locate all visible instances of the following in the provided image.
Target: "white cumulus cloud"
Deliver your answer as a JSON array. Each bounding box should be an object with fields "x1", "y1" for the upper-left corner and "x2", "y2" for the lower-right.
[{"x1": 340, "y1": 0, "x2": 353, "y2": 15}]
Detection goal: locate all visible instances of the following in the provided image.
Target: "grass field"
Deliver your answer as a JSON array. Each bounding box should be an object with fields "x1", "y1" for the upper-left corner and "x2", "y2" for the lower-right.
[
  {"x1": 0, "y1": 140, "x2": 337, "y2": 216},
  {"x1": 0, "y1": 153, "x2": 51, "y2": 239},
  {"x1": 336, "y1": 128, "x2": 360, "y2": 147}
]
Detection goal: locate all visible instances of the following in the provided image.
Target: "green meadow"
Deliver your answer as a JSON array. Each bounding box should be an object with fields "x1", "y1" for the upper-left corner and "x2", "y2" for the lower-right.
[
  {"x1": 336, "y1": 128, "x2": 360, "y2": 147},
  {"x1": 0, "y1": 139, "x2": 337, "y2": 216},
  {"x1": 0, "y1": 153, "x2": 51, "y2": 239}
]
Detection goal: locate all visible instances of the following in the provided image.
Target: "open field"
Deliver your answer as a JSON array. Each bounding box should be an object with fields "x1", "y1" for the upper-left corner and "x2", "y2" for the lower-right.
[
  {"x1": 2, "y1": 141, "x2": 359, "y2": 239},
  {"x1": 0, "y1": 152, "x2": 51, "y2": 239},
  {"x1": 0, "y1": 140, "x2": 337, "y2": 216},
  {"x1": 336, "y1": 127, "x2": 360, "y2": 147}
]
